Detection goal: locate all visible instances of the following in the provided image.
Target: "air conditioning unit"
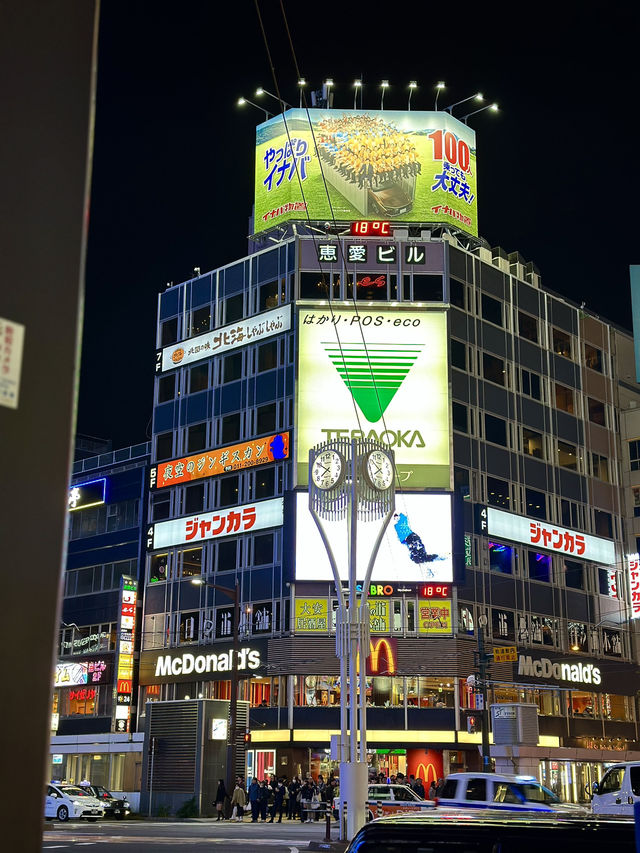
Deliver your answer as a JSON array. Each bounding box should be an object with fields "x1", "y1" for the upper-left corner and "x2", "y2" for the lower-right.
[{"x1": 490, "y1": 703, "x2": 539, "y2": 745}]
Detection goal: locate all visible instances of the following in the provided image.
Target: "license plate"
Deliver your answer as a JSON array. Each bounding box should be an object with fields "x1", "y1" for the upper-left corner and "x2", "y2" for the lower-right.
[{"x1": 91, "y1": 809, "x2": 99, "y2": 814}]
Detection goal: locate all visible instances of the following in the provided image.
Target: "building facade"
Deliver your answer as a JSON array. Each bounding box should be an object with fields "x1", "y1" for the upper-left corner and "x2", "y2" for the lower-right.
[
  {"x1": 138, "y1": 222, "x2": 640, "y2": 804},
  {"x1": 50, "y1": 442, "x2": 150, "y2": 805}
]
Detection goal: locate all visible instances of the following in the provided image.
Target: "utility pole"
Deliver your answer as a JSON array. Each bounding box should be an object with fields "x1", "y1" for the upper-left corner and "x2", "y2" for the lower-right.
[{"x1": 474, "y1": 615, "x2": 492, "y2": 770}]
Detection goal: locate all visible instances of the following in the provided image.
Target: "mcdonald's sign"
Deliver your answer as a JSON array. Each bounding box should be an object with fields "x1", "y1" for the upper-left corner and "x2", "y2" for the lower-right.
[
  {"x1": 117, "y1": 679, "x2": 132, "y2": 694},
  {"x1": 408, "y1": 748, "x2": 443, "y2": 785},
  {"x1": 365, "y1": 637, "x2": 397, "y2": 676}
]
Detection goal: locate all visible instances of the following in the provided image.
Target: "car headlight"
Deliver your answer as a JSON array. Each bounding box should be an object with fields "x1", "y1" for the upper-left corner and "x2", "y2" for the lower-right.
[
  {"x1": 123, "y1": 801, "x2": 130, "y2": 809},
  {"x1": 73, "y1": 800, "x2": 82, "y2": 806}
]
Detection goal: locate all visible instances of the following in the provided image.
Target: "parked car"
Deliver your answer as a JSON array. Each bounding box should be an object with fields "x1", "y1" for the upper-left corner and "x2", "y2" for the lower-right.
[
  {"x1": 45, "y1": 783, "x2": 105, "y2": 822},
  {"x1": 437, "y1": 772, "x2": 587, "y2": 814},
  {"x1": 79, "y1": 784, "x2": 131, "y2": 818},
  {"x1": 344, "y1": 811, "x2": 636, "y2": 853},
  {"x1": 589, "y1": 762, "x2": 640, "y2": 815},
  {"x1": 333, "y1": 783, "x2": 434, "y2": 822}
]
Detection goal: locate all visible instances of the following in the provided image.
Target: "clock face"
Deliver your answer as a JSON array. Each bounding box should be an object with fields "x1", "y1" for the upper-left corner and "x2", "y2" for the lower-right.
[
  {"x1": 311, "y1": 449, "x2": 345, "y2": 491},
  {"x1": 365, "y1": 449, "x2": 394, "y2": 491}
]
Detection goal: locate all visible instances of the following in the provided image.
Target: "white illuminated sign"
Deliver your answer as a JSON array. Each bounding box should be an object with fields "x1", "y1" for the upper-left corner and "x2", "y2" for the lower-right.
[
  {"x1": 154, "y1": 647, "x2": 261, "y2": 678},
  {"x1": 295, "y1": 492, "x2": 453, "y2": 583},
  {"x1": 628, "y1": 553, "x2": 640, "y2": 619},
  {"x1": 296, "y1": 307, "x2": 450, "y2": 490},
  {"x1": 149, "y1": 498, "x2": 283, "y2": 550},
  {"x1": 518, "y1": 655, "x2": 601, "y2": 686},
  {"x1": 487, "y1": 507, "x2": 616, "y2": 564},
  {"x1": 159, "y1": 305, "x2": 291, "y2": 372}
]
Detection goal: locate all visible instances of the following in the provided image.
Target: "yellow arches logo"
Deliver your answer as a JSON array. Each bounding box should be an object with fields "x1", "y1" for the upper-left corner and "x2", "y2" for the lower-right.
[{"x1": 361, "y1": 637, "x2": 397, "y2": 676}]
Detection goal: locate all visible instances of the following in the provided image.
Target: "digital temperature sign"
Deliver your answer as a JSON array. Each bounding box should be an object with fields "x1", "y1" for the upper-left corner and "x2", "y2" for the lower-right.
[
  {"x1": 350, "y1": 220, "x2": 391, "y2": 236},
  {"x1": 419, "y1": 584, "x2": 450, "y2": 598}
]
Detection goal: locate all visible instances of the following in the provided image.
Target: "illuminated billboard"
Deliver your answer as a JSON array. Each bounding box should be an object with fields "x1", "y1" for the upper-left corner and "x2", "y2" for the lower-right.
[
  {"x1": 294, "y1": 492, "x2": 453, "y2": 583},
  {"x1": 296, "y1": 306, "x2": 450, "y2": 489},
  {"x1": 254, "y1": 109, "x2": 477, "y2": 236},
  {"x1": 150, "y1": 433, "x2": 290, "y2": 489},
  {"x1": 157, "y1": 305, "x2": 291, "y2": 373}
]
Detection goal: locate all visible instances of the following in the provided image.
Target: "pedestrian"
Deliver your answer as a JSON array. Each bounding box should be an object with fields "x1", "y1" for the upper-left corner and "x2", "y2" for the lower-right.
[
  {"x1": 214, "y1": 778, "x2": 227, "y2": 820},
  {"x1": 248, "y1": 777, "x2": 260, "y2": 822},
  {"x1": 413, "y1": 777, "x2": 425, "y2": 798},
  {"x1": 269, "y1": 779, "x2": 286, "y2": 823},
  {"x1": 288, "y1": 776, "x2": 300, "y2": 820},
  {"x1": 230, "y1": 782, "x2": 246, "y2": 822},
  {"x1": 428, "y1": 781, "x2": 437, "y2": 800},
  {"x1": 258, "y1": 779, "x2": 270, "y2": 821},
  {"x1": 409, "y1": 774, "x2": 416, "y2": 789},
  {"x1": 299, "y1": 777, "x2": 316, "y2": 823},
  {"x1": 436, "y1": 777, "x2": 445, "y2": 797}
]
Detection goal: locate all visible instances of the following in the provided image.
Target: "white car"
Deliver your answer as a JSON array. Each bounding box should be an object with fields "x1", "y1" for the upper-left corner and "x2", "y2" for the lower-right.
[
  {"x1": 437, "y1": 772, "x2": 587, "y2": 814},
  {"x1": 333, "y1": 783, "x2": 435, "y2": 822},
  {"x1": 45, "y1": 783, "x2": 105, "y2": 822},
  {"x1": 590, "y1": 762, "x2": 640, "y2": 815}
]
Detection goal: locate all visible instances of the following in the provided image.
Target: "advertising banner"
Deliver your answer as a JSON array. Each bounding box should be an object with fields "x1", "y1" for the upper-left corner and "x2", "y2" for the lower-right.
[
  {"x1": 68, "y1": 478, "x2": 106, "y2": 511},
  {"x1": 295, "y1": 492, "x2": 453, "y2": 583},
  {"x1": 158, "y1": 304, "x2": 291, "y2": 373},
  {"x1": 628, "y1": 553, "x2": 640, "y2": 618},
  {"x1": 148, "y1": 497, "x2": 284, "y2": 550},
  {"x1": 417, "y1": 599, "x2": 452, "y2": 634},
  {"x1": 150, "y1": 433, "x2": 290, "y2": 489},
  {"x1": 54, "y1": 659, "x2": 110, "y2": 688},
  {"x1": 254, "y1": 109, "x2": 477, "y2": 236},
  {"x1": 294, "y1": 598, "x2": 329, "y2": 633},
  {"x1": 297, "y1": 306, "x2": 450, "y2": 489},
  {"x1": 486, "y1": 507, "x2": 616, "y2": 564}
]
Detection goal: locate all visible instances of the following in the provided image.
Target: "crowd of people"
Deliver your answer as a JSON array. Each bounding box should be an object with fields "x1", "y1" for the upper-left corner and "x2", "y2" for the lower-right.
[
  {"x1": 371, "y1": 770, "x2": 445, "y2": 799},
  {"x1": 214, "y1": 772, "x2": 338, "y2": 823},
  {"x1": 316, "y1": 114, "x2": 422, "y2": 189}
]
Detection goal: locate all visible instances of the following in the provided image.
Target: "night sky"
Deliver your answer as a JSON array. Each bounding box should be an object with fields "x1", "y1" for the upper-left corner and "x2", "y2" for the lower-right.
[{"x1": 78, "y1": 2, "x2": 639, "y2": 449}]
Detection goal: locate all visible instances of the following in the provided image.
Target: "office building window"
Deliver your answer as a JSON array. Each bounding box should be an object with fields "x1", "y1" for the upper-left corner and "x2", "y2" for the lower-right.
[
  {"x1": 449, "y1": 278, "x2": 465, "y2": 309},
  {"x1": 523, "y1": 428, "x2": 544, "y2": 459},
  {"x1": 552, "y1": 328, "x2": 572, "y2": 359},
  {"x1": 258, "y1": 341, "x2": 278, "y2": 372},
  {"x1": 219, "y1": 475, "x2": 239, "y2": 507},
  {"x1": 184, "y1": 482, "x2": 205, "y2": 514},
  {"x1": 488, "y1": 542, "x2": 513, "y2": 574},
  {"x1": 485, "y1": 414, "x2": 507, "y2": 446},
  {"x1": 588, "y1": 397, "x2": 606, "y2": 426},
  {"x1": 556, "y1": 440, "x2": 578, "y2": 470},
  {"x1": 482, "y1": 293, "x2": 503, "y2": 326},
  {"x1": 161, "y1": 317, "x2": 178, "y2": 346},
  {"x1": 633, "y1": 487, "x2": 640, "y2": 517},
  {"x1": 257, "y1": 403, "x2": 277, "y2": 434},
  {"x1": 189, "y1": 364, "x2": 209, "y2": 393},
  {"x1": 187, "y1": 422, "x2": 207, "y2": 452},
  {"x1": 253, "y1": 533, "x2": 274, "y2": 566},
  {"x1": 225, "y1": 293, "x2": 244, "y2": 323},
  {"x1": 158, "y1": 374, "x2": 176, "y2": 403},
  {"x1": 487, "y1": 476, "x2": 510, "y2": 508},
  {"x1": 452, "y1": 402, "x2": 468, "y2": 433},
  {"x1": 525, "y1": 488, "x2": 546, "y2": 519},
  {"x1": 156, "y1": 431, "x2": 173, "y2": 461},
  {"x1": 259, "y1": 279, "x2": 280, "y2": 311},
  {"x1": 521, "y1": 369, "x2": 541, "y2": 400},
  {"x1": 591, "y1": 453, "x2": 610, "y2": 482},
  {"x1": 630, "y1": 440, "x2": 640, "y2": 472},
  {"x1": 560, "y1": 498, "x2": 580, "y2": 529},
  {"x1": 584, "y1": 344, "x2": 603, "y2": 372},
  {"x1": 451, "y1": 339, "x2": 466, "y2": 370},
  {"x1": 149, "y1": 553, "x2": 169, "y2": 583},
  {"x1": 555, "y1": 383, "x2": 575, "y2": 414},
  {"x1": 221, "y1": 413, "x2": 241, "y2": 444},
  {"x1": 217, "y1": 539, "x2": 238, "y2": 572},
  {"x1": 223, "y1": 352, "x2": 242, "y2": 383},
  {"x1": 565, "y1": 560, "x2": 584, "y2": 590},
  {"x1": 180, "y1": 548, "x2": 202, "y2": 578},
  {"x1": 482, "y1": 353, "x2": 506, "y2": 386},
  {"x1": 518, "y1": 311, "x2": 538, "y2": 343},
  {"x1": 594, "y1": 509, "x2": 612, "y2": 538},
  {"x1": 528, "y1": 551, "x2": 551, "y2": 582},
  {"x1": 190, "y1": 306, "x2": 211, "y2": 336},
  {"x1": 254, "y1": 467, "x2": 276, "y2": 499}
]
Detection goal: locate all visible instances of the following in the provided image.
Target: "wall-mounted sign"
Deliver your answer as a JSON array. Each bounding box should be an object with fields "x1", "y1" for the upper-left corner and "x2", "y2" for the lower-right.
[
  {"x1": 493, "y1": 646, "x2": 518, "y2": 663},
  {"x1": 517, "y1": 655, "x2": 602, "y2": 686},
  {"x1": 294, "y1": 598, "x2": 329, "y2": 633},
  {"x1": 628, "y1": 553, "x2": 640, "y2": 618},
  {"x1": 366, "y1": 637, "x2": 397, "y2": 676},
  {"x1": 52, "y1": 753, "x2": 63, "y2": 764},
  {"x1": 296, "y1": 306, "x2": 450, "y2": 489},
  {"x1": 148, "y1": 497, "x2": 283, "y2": 550},
  {"x1": 368, "y1": 600, "x2": 390, "y2": 633},
  {"x1": 68, "y1": 478, "x2": 106, "y2": 512},
  {"x1": 295, "y1": 492, "x2": 453, "y2": 583},
  {"x1": 485, "y1": 507, "x2": 616, "y2": 564},
  {"x1": 154, "y1": 647, "x2": 261, "y2": 679},
  {"x1": 158, "y1": 305, "x2": 291, "y2": 373},
  {"x1": 417, "y1": 599, "x2": 452, "y2": 635},
  {"x1": 54, "y1": 659, "x2": 109, "y2": 688},
  {"x1": 150, "y1": 433, "x2": 290, "y2": 489},
  {"x1": 115, "y1": 576, "x2": 138, "y2": 732},
  {"x1": 350, "y1": 221, "x2": 391, "y2": 236}
]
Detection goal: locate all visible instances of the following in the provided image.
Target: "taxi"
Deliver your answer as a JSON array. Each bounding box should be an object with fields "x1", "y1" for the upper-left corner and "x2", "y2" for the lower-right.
[
  {"x1": 437, "y1": 772, "x2": 587, "y2": 814},
  {"x1": 45, "y1": 783, "x2": 105, "y2": 822},
  {"x1": 333, "y1": 783, "x2": 434, "y2": 822}
]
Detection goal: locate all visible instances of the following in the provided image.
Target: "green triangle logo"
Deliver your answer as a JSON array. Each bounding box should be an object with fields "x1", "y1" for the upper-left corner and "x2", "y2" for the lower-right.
[{"x1": 322, "y1": 342, "x2": 423, "y2": 423}]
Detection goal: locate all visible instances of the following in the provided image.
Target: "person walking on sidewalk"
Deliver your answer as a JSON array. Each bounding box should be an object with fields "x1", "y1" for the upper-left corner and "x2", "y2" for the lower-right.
[
  {"x1": 230, "y1": 783, "x2": 246, "y2": 822},
  {"x1": 268, "y1": 779, "x2": 286, "y2": 823},
  {"x1": 248, "y1": 777, "x2": 260, "y2": 822},
  {"x1": 214, "y1": 779, "x2": 227, "y2": 820}
]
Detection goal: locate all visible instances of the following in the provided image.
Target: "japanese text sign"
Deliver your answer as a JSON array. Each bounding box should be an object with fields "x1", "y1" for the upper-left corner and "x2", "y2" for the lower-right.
[
  {"x1": 150, "y1": 433, "x2": 289, "y2": 489},
  {"x1": 492, "y1": 645, "x2": 518, "y2": 662},
  {"x1": 417, "y1": 599, "x2": 452, "y2": 635},
  {"x1": 0, "y1": 316, "x2": 25, "y2": 409},
  {"x1": 628, "y1": 553, "x2": 640, "y2": 619},
  {"x1": 297, "y1": 306, "x2": 450, "y2": 489},
  {"x1": 254, "y1": 109, "x2": 478, "y2": 237},
  {"x1": 158, "y1": 304, "x2": 291, "y2": 373},
  {"x1": 54, "y1": 659, "x2": 108, "y2": 688},
  {"x1": 149, "y1": 497, "x2": 283, "y2": 549},
  {"x1": 68, "y1": 478, "x2": 107, "y2": 511},
  {"x1": 294, "y1": 598, "x2": 329, "y2": 633},
  {"x1": 486, "y1": 507, "x2": 616, "y2": 564}
]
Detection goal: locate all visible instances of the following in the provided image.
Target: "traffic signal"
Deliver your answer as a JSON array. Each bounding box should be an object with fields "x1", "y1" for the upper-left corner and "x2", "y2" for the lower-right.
[{"x1": 243, "y1": 731, "x2": 251, "y2": 744}]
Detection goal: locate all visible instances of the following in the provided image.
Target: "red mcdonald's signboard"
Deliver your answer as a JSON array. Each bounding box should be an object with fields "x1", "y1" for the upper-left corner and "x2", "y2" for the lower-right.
[{"x1": 407, "y1": 748, "x2": 444, "y2": 785}]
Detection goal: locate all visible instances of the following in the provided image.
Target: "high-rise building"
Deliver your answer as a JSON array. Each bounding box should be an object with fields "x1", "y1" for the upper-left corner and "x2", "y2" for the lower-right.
[{"x1": 137, "y1": 107, "x2": 640, "y2": 810}]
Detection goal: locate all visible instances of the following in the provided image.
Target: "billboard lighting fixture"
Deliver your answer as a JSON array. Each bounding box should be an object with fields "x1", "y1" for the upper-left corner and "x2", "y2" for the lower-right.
[
  {"x1": 435, "y1": 81, "x2": 446, "y2": 110},
  {"x1": 380, "y1": 79, "x2": 389, "y2": 109},
  {"x1": 408, "y1": 81, "x2": 417, "y2": 111},
  {"x1": 298, "y1": 78, "x2": 306, "y2": 106},
  {"x1": 255, "y1": 86, "x2": 292, "y2": 111},
  {"x1": 353, "y1": 79, "x2": 362, "y2": 110},
  {"x1": 444, "y1": 92, "x2": 483, "y2": 114},
  {"x1": 237, "y1": 97, "x2": 272, "y2": 120},
  {"x1": 461, "y1": 103, "x2": 499, "y2": 124}
]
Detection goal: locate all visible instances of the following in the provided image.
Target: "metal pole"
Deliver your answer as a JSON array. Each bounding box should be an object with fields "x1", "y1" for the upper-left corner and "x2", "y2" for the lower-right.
[
  {"x1": 477, "y1": 623, "x2": 491, "y2": 771},
  {"x1": 228, "y1": 582, "x2": 240, "y2": 792},
  {"x1": 148, "y1": 736, "x2": 155, "y2": 818},
  {"x1": 348, "y1": 448, "x2": 358, "y2": 765}
]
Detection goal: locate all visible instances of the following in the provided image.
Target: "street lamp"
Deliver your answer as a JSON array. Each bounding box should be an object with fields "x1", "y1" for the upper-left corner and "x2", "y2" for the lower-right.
[
  {"x1": 407, "y1": 81, "x2": 417, "y2": 111},
  {"x1": 380, "y1": 80, "x2": 389, "y2": 110},
  {"x1": 434, "y1": 81, "x2": 445, "y2": 110},
  {"x1": 353, "y1": 79, "x2": 362, "y2": 110},
  {"x1": 474, "y1": 614, "x2": 491, "y2": 771},
  {"x1": 298, "y1": 78, "x2": 306, "y2": 107},
  {"x1": 237, "y1": 97, "x2": 272, "y2": 121},
  {"x1": 460, "y1": 103, "x2": 499, "y2": 124},
  {"x1": 191, "y1": 578, "x2": 240, "y2": 792},
  {"x1": 255, "y1": 87, "x2": 293, "y2": 111},
  {"x1": 443, "y1": 92, "x2": 483, "y2": 114}
]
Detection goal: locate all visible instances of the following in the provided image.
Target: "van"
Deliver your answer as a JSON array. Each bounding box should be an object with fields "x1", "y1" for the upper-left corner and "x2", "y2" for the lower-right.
[
  {"x1": 590, "y1": 762, "x2": 640, "y2": 815},
  {"x1": 437, "y1": 772, "x2": 587, "y2": 814}
]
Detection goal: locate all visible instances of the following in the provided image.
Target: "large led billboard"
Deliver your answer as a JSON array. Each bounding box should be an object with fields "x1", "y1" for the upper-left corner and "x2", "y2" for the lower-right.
[
  {"x1": 295, "y1": 492, "x2": 453, "y2": 583},
  {"x1": 296, "y1": 306, "x2": 450, "y2": 489},
  {"x1": 254, "y1": 109, "x2": 477, "y2": 237}
]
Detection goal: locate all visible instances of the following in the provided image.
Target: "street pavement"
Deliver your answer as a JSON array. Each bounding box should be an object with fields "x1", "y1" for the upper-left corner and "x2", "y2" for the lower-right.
[{"x1": 42, "y1": 817, "x2": 348, "y2": 853}]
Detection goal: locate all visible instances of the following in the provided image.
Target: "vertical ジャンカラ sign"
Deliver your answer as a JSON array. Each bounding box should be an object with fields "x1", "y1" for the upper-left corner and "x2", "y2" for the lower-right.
[
  {"x1": 296, "y1": 306, "x2": 450, "y2": 489},
  {"x1": 253, "y1": 109, "x2": 477, "y2": 236}
]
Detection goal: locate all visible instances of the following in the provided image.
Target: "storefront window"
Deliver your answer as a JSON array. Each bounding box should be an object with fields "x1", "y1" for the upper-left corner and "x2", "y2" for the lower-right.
[
  {"x1": 58, "y1": 685, "x2": 109, "y2": 717},
  {"x1": 488, "y1": 542, "x2": 514, "y2": 574},
  {"x1": 570, "y1": 690, "x2": 596, "y2": 717},
  {"x1": 149, "y1": 552, "x2": 169, "y2": 583},
  {"x1": 599, "y1": 693, "x2": 634, "y2": 721}
]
